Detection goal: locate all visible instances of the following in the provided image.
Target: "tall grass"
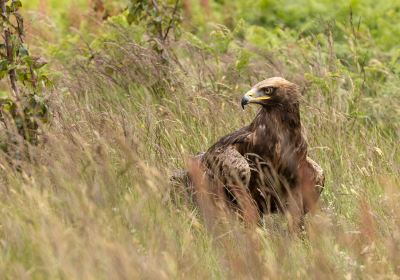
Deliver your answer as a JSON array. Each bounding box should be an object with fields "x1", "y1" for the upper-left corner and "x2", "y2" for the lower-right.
[{"x1": 0, "y1": 1, "x2": 399, "y2": 279}]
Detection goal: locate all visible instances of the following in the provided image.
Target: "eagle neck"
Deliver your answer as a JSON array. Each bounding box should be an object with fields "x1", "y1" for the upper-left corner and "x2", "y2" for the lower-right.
[
  {"x1": 246, "y1": 103, "x2": 306, "y2": 179},
  {"x1": 252, "y1": 103, "x2": 301, "y2": 131}
]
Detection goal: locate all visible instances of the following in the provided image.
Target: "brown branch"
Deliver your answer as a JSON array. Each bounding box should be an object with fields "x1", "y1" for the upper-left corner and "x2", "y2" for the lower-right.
[{"x1": 0, "y1": 0, "x2": 19, "y2": 98}]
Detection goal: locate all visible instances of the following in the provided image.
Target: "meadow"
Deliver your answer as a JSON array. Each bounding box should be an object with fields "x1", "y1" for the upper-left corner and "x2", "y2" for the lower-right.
[{"x1": 0, "y1": 0, "x2": 399, "y2": 278}]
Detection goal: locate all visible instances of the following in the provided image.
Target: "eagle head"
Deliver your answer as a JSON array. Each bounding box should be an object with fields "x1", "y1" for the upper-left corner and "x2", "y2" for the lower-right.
[{"x1": 241, "y1": 77, "x2": 300, "y2": 109}]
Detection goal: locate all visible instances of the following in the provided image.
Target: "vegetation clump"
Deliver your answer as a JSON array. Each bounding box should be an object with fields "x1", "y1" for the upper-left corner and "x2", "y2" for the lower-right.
[{"x1": 0, "y1": 0, "x2": 398, "y2": 279}]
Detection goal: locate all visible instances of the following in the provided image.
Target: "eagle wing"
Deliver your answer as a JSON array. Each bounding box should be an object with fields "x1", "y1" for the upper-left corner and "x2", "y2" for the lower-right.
[
  {"x1": 202, "y1": 145, "x2": 260, "y2": 223},
  {"x1": 297, "y1": 156, "x2": 325, "y2": 212},
  {"x1": 202, "y1": 145, "x2": 251, "y2": 187}
]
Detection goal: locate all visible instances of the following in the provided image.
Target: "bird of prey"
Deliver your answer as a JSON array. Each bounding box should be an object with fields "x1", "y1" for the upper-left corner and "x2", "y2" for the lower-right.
[{"x1": 193, "y1": 77, "x2": 324, "y2": 228}]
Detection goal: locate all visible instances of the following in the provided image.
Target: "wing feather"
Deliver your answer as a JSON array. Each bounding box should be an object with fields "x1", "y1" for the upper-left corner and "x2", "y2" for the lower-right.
[
  {"x1": 297, "y1": 156, "x2": 325, "y2": 212},
  {"x1": 203, "y1": 145, "x2": 251, "y2": 187}
]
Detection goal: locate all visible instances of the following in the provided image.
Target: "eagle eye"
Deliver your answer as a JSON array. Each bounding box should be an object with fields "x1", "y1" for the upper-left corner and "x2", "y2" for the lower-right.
[{"x1": 262, "y1": 87, "x2": 274, "y2": 95}]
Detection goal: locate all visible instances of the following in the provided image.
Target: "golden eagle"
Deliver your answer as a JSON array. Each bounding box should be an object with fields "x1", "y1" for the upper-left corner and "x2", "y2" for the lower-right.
[{"x1": 177, "y1": 77, "x2": 324, "y2": 228}]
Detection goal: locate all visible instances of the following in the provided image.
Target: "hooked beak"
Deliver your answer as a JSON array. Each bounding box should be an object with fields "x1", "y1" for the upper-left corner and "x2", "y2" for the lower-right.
[
  {"x1": 241, "y1": 88, "x2": 270, "y2": 109},
  {"x1": 241, "y1": 95, "x2": 251, "y2": 109},
  {"x1": 241, "y1": 89, "x2": 255, "y2": 109}
]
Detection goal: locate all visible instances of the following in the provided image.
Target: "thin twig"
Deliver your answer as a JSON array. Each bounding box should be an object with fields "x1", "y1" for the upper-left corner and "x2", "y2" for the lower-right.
[
  {"x1": 151, "y1": 0, "x2": 164, "y2": 41},
  {"x1": 163, "y1": 0, "x2": 180, "y2": 42}
]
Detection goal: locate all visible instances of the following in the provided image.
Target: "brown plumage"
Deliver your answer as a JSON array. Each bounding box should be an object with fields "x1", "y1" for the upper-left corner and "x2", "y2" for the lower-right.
[{"x1": 197, "y1": 77, "x2": 324, "y2": 227}]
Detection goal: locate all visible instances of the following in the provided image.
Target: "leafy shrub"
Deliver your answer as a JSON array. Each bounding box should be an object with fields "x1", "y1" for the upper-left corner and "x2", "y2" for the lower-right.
[{"x1": 0, "y1": 0, "x2": 49, "y2": 146}]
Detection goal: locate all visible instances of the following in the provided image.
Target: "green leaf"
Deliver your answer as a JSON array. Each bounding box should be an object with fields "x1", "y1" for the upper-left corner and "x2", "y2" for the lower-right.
[
  {"x1": 0, "y1": 59, "x2": 8, "y2": 79},
  {"x1": 127, "y1": 10, "x2": 136, "y2": 25},
  {"x1": 10, "y1": 0, "x2": 22, "y2": 12},
  {"x1": 0, "y1": 90, "x2": 10, "y2": 100},
  {"x1": 18, "y1": 44, "x2": 29, "y2": 57},
  {"x1": 154, "y1": 16, "x2": 162, "y2": 23},
  {"x1": 0, "y1": 59, "x2": 8, "y2": 71}
]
